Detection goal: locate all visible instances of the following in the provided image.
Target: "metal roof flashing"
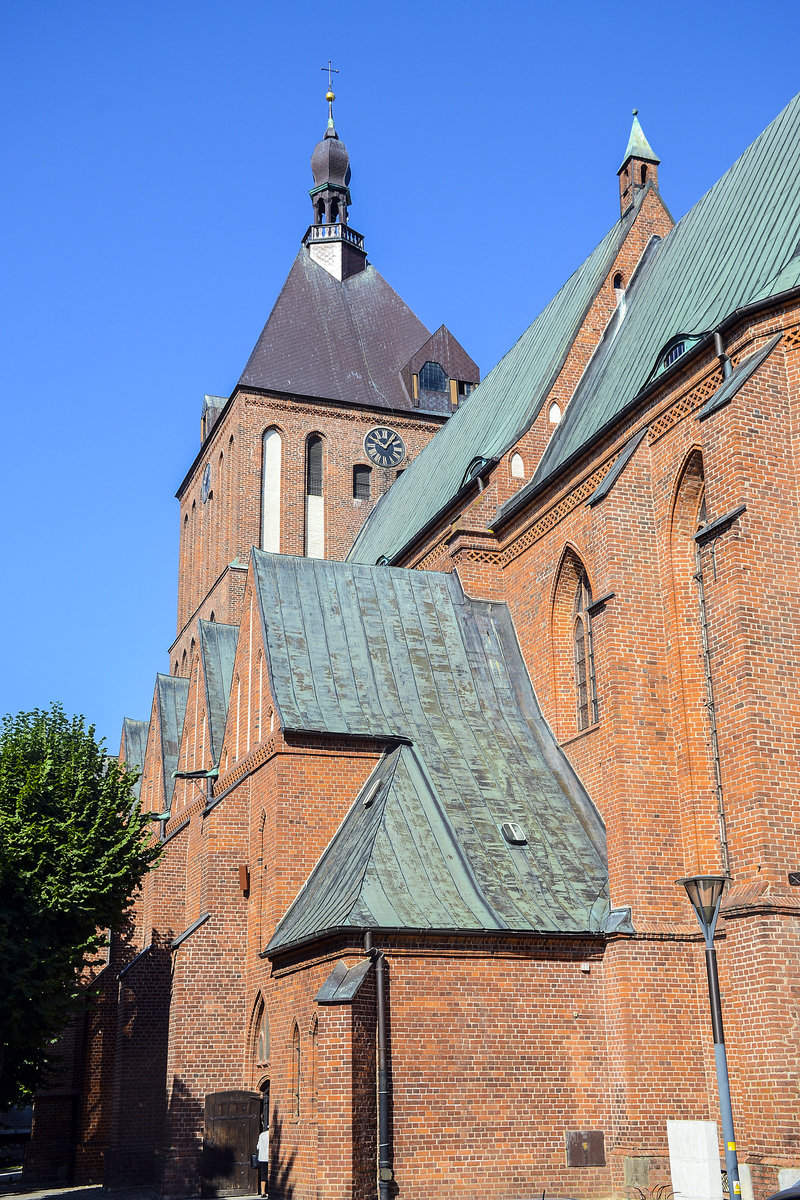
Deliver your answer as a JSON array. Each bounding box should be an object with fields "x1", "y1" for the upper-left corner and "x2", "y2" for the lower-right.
[{"x1": 697, "y1": 333, "x2": 783, "y2": 421}]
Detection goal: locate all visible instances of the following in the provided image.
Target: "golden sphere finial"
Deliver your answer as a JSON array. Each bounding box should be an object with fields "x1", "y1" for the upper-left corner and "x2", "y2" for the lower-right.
[{"x1": 326, "y1": 89, "x2": 335, "y2": 103}]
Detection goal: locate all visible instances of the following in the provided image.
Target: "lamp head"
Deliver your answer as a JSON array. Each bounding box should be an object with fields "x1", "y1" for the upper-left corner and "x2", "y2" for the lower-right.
[{"x1": 676, "y1": 875, "x2": 728, "y2": 938}]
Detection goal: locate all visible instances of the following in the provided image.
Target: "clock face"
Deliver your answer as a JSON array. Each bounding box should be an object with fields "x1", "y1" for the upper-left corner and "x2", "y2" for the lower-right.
[
  {"x1": 364, "y1": 426, "x2": 406, "y2": 469},
  {"x1": 201, "y1": 463, "x2": 212, "y2": 503}
]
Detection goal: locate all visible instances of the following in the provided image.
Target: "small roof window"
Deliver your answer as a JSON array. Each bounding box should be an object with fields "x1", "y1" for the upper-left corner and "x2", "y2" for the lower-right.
[
  {"x1": 662, "y1": 340, "x2": 686, "y2": 370},
  {"x1": 500, "y1": 821, "x2": 527, "y2": 846}
]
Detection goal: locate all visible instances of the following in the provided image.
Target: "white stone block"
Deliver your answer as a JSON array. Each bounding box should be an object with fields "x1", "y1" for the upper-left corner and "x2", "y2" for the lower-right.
[{"x1": 667, "y1": 1119, "x2": 723, "y2": 1200}]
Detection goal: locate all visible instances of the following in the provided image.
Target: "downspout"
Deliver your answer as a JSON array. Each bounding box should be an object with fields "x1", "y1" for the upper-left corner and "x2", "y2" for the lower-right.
[
  {"x1": 693, "y1": 542, "x2": 731, "y2": 874},
  {"x1": 364, "y1": 932, "x2": 392, "y2": 1200},
  {"x1": 713, "y1": 330, "x2": 733, "y2": 380}
]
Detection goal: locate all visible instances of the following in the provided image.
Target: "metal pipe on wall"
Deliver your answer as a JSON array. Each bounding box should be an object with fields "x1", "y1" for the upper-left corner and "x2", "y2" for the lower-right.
[{"x1": 364, "y1": 932, "x2": 393, "y2": 1200}]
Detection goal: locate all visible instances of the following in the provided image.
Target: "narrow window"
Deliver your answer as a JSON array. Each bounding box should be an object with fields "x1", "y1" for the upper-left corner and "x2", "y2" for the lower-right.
[
  {"x1": 613, "y1": 272, "x2": 624, "y2": 290},
  {"x1": 549, "y1": 402, "x2": 562, "y2": 425},
  {"x1": 306, "y1": 436, "x2": 323, "y2": 496},
  {"x1": 261, "y1": 428, "x2": 282, "y2": 553},
  {"x1": 305, "y1": 435, "x2": 324, "y2": 558},
  {"x1": 573, "y1": 574, "x2": 598, "y2": 729},
  {"x1": 640, "y1": 164, "x2": 648, "y2": 184},
  {"x1": 256, "y1": 1006, "x2": 270, "y2": 1065},
  {"x1": 511, "y1": 453, "x2": 525, "y2": 479},
  {"x1": 291, "y1": 1023, "x2": 300, "y2": 1117},
  {"x1": 353, "y1": 464, "x2": 371, "y2": 500}
]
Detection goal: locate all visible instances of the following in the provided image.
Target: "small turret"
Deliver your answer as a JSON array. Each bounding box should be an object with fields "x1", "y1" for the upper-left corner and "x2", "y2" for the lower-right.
[
  {"x1": 303, "y1": 85, "x2": 367, "y2": 281},
  {"x1": 309, "y1": 90, "x2": 352, "y2": 226},
  {"x1": 617, "y1": 109, "x2": 660, "y2": 217}
]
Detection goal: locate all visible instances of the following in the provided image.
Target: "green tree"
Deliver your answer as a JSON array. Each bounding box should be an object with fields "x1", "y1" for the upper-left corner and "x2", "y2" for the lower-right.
[{"x1": 0, "y1": 705, "x2": 161, "y2": 1106}]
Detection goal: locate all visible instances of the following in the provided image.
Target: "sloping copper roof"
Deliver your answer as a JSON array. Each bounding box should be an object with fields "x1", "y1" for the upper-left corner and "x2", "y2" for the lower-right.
[{"x1": 254, "y1": 552, "x2": 609, "y2": 949}]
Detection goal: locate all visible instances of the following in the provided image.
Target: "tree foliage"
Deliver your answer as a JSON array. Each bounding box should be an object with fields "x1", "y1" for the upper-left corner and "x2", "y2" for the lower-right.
[{"x1": 0, "y1": 706, "x2": 161, "y2": 1106}]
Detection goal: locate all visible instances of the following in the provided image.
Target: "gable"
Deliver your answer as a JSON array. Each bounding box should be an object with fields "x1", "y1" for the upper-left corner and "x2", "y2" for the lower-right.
[
  {"x1": 199, "y1": 619, "x2": 239, "y2": 763},
  {"x1": 120, "y1": 718, "x2": 149, "y2": 800}
]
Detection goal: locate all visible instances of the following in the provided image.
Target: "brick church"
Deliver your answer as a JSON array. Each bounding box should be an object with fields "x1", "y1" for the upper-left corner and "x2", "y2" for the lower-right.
[{"x1": 27, "y1": 89, "x2": 800, "y2": 1199}]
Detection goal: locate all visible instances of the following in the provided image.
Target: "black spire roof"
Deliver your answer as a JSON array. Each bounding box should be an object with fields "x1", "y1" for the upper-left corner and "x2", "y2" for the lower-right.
[{"x1": 237, "y1": 249, "x2": 433, "y2": 412}]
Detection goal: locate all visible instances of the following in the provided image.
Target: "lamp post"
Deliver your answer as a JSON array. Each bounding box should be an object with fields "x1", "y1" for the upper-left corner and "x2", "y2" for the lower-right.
[{"x1": 676, "y1": 874, "x2": 741, "y2": 1197}]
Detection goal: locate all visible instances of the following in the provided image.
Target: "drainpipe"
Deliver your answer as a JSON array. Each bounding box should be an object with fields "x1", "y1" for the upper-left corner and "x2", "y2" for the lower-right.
[
  {"x1": 365, "y1": 932, "x2": 392, "y2": 1200},
  {"x1": 694, "y1": 542, "x2": 731, "y2": 874},
  {"x1": 713, "y1": 330, "x2": 733, "y2": 380}
]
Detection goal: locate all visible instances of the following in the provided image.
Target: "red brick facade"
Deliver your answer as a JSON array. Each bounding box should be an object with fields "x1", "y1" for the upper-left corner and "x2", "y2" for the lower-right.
[{"x1": 25, "y1": 113, "x2": 800, "y2": 1200}]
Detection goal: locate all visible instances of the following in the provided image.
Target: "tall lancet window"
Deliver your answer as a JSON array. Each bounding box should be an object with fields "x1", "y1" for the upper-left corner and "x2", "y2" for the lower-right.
[
  {"x1": 305, "y1": 435, "x2": 325, "y2": 558},
  {"x1": 573, "y1": 572, "x2": 598, "y2": 730},
  {"x1": 260, "y1": 428, "x2": 282, "y2": 553}
]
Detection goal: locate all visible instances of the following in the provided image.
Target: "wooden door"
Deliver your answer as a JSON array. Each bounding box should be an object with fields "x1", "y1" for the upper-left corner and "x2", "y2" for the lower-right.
[{"x1": 202, "y1": 1090, "x2": 261, "y2": 1196}]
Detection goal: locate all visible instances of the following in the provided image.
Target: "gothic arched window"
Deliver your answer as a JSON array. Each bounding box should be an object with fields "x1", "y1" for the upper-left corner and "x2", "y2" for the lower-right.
[
  {"x1": 305, "y1": 435, "x2": 324, "y2": 558},
  {"x1": 291, "y1": 1023, "x2": 301, "y2": 1117},
  {"x1": 573, "y1": 572, "x2": 598, "y2": 730},
  {"x1": 261, "y1": 428, "x2": 282, "y2": 554},
  {"x1": 256, "y1": 1006, "x2": 270, "y2": 1066}
]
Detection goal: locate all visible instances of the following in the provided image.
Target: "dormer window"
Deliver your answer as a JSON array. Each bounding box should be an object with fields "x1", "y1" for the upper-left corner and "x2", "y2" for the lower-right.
[
  {"x1": 461, "y1": 456, "x2": 490, "y2": 488},
  {"x1": 419, "y1": 361, "x2": 448, "y2": 391},
  {"x1": 662, "y1": 340, "x2": 686, "y2": 371}
]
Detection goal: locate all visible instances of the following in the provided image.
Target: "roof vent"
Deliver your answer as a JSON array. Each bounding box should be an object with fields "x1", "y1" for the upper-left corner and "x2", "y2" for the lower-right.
[
  {"x1": 500, "y1": 821, "x2": 527, "y2": 846},
  {"x1": 362, "y1": 777, "x2": 383, "y2": 808}
]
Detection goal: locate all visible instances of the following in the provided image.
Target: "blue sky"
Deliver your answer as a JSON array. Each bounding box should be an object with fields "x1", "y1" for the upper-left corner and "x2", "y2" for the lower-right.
[{"x1": 1, "y1": 0, "x2": 799, "y2": 749}]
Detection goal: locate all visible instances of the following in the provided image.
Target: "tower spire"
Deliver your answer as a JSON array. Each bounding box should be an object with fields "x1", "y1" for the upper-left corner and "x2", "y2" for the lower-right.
[
  {"x1": 617, "y1": 108, "x2": 661, "y2": 217},
  {"x1": 305, "y1": 73, "x2": 367, "y2": 281}
]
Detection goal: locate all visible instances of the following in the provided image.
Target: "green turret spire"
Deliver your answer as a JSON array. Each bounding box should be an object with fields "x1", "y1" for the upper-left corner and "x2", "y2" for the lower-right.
[{"x1": 619, "y1": 109, "x2": 660, "y2": 171}]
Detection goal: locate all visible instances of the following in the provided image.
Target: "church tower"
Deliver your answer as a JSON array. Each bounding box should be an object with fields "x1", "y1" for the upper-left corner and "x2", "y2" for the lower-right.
[{"x1": 169, "y1": 87, "x2": 479, "y2": 673}]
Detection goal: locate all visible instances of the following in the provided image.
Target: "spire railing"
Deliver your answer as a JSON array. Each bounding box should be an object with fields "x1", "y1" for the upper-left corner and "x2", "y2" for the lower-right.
[{"x1": 304, "y1": 224, "x2": 364, "y2": 249}]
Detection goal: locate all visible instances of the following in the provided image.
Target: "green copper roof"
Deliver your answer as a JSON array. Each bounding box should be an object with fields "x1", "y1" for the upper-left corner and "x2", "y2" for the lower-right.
[
  {"x1": 619, "y1": 111, "x2": 660, "y2": 169},
  {"x1": 254, "y1": 551, "x2": 609, "y2": 949},
  {"x1": 347, "y1": 188, "x2": 649, "y2": 565},
  {"x1": 198, "y1": 619, "x2": 238, "y2": 763},
  {"x1": 155, "y1": 674, "x2": 189, "y2": 811},
  {"x1": 121, "y1": 718, "x2": 149, "y2": 800},
  {"x1": 351, "y1": 92, "x2": 800, "y2": 559},
  {"x1": 525, "y1": 90, "x2": 800, "y2": 496}
]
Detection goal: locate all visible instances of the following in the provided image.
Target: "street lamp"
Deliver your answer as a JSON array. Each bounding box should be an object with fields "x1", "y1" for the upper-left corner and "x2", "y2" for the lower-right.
[{"x1": 676, "y1": 874, "x2": 741, "y2": 1197}]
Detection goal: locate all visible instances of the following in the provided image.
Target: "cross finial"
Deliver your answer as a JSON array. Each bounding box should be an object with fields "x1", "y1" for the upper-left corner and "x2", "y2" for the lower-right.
[
  {"x1": 321, "y1": 60, "x2": 340, "y2": 126},
  {"x1": 321, "y1": 60, "x2": 340, "y2": 90}
]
